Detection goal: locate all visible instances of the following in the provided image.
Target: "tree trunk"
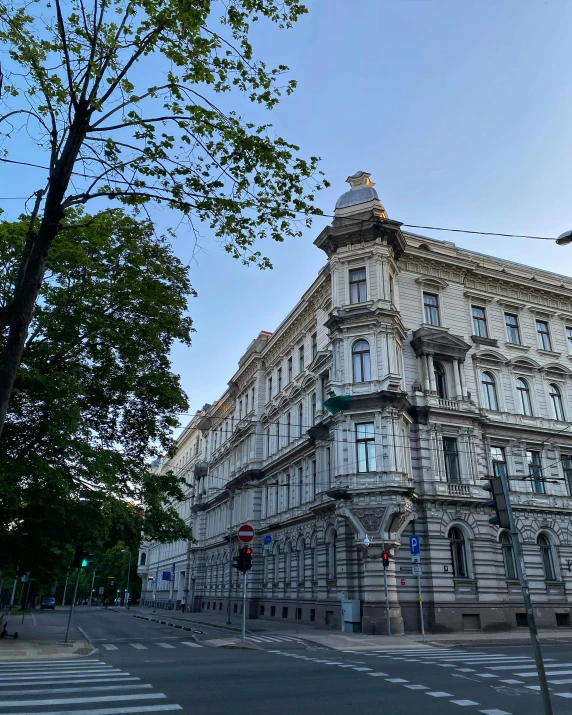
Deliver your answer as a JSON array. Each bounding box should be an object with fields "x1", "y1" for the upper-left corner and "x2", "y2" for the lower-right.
[{"x1": 0, "y1": 104, "x2": 91, "y2": 440}]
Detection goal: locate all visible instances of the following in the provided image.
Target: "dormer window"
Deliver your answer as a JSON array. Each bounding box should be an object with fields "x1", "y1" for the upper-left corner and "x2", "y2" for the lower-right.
[{"x1": 349, "y1": 268, "x2": 367, "y2": 304}]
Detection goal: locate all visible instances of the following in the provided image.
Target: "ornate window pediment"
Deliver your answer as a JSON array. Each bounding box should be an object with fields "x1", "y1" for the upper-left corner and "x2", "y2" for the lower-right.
[
  {"x1": 415, "y1": 276, "x2": 449, "y2": 290},
  {"x1": 410, "y1": 326, "x2": 471, "y2": 360}
]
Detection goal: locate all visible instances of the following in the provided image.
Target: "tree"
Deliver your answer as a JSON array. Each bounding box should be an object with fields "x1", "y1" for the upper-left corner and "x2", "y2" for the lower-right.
[
  {"x1": 0, "y1": 0, "x2": 327, "y2": 438},
  {"x1": 0, "y1": 210, "x2": 195, "y2": 582}
]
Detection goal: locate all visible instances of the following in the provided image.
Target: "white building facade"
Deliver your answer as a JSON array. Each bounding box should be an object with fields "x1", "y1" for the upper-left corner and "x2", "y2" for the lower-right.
[{"x1": 139, "y1": 172, "x2": 572, "y2": 634}]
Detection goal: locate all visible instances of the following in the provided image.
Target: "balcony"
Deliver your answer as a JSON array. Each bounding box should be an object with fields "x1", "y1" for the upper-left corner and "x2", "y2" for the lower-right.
[
  {"x1": 438, "y1": 398, "x2": 458, "y2": 410},
  {"x1": 447, "y1": 483, "x2": 472, "y2": 497}
]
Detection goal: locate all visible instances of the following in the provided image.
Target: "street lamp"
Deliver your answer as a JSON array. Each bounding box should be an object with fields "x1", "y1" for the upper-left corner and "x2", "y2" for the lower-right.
[
  {"x1": 556, "y1": 230, "x2": 572, "y2": 246},
  {"x1": 121, "y1": 549, "x2": 131, "y2": 610}
]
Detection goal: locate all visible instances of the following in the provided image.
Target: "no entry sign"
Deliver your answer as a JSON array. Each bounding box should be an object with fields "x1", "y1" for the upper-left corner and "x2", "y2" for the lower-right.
[{"x1": 238, "y1": 523, "x2": 255, "y2": 543}]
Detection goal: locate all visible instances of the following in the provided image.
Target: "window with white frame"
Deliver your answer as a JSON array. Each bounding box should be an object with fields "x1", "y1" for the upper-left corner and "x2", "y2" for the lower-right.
[
  {"x1": 490, "y1": 446, "x2": 508, "y2": 479},
  {"x1": 481, "y1": 371, "x2": 498, "y2": 410},
  {"x1": 562, "y1": 456, "x2": 572, "y2": 495},
  {"x1": 549, "y1": 383, "x2": 565, "y2": 421},
  {"x1": 527, "y1": 450, "x2": 545, "y2": 494},
  {"x1": 298, "y1": 345, "x2": 305, "y2": 373},
  {"x1": 277, "y1": 367, "x2": 282, "y2": 392},
  {"x1": 516, "y1": 377, "x2": 533, "y2": 416},
  {"x1": 537, "y1": 533, "x2": 557, "y2": 581},
  {"x1": 298, "y1": 402, "x2": 303, "y2": 438},
  {"x1": 311, "y1": 332, "x2": 318, "y2": 360},
  {"x1": 312, "y1": 459, "x2": 317, "y2": 496},
  {"x1": 311, "y1": 392, "x2": 316, "y2": 423},
  {"x1": 472, "y1": 306, "x2": 488, "y2": 338},
  {"x1": 567, "y1": 327, "x2": 572, "y2": 355},
  {"x1": 287, "y1": 356, "x2": 293, "y2": 383},
  {"x1": 352, "y1": 339, "x2": 371, "y2": 383},
  {"x1": 536, "y1": 320, "x2": 552, "y2": 351},
  {"x1": 267, "y1": 376, "x2": 272, "y2": 401},
  {"x1": 356, "y1": 423, "x2": 376, "y2": 473},
  {"x1": 443, "y1": 437, "x2": 461, "y2": 484},
  {"x1": 505, "y1": 313, "x2": 521, "y2": 345},
  {"x1": 349, "y1": 268, "x2": 367, "y2": 304},
  {"x1": 298, "y1": 466, "x2": 303, "y2": 505},
  {"x1": 434, "y1": 361, "x2": 447, "y2": 399},
  {"x1": 423, "y1": 292, "x2": 440, "y2": 326}
]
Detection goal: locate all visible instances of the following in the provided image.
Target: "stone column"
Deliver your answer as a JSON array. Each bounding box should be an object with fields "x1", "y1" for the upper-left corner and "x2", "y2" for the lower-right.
[
  {"x1": 421, "y1": 355, "x2": 431, "y2": 393},
  {"x1": 453, "y1": 359, "x2": 462, "y2": 399},
  {"x1": 427, "y1": 353, "x2": 437, "y2": 393},
  {"x1": 459, "y1": 360, "x2": 466, "y2": 398}
]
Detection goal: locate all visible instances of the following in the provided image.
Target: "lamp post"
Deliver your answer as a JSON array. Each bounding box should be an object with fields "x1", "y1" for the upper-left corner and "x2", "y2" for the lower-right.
[
  {"x1": 556, "y1": 230, "x2": 572, "y2": 246},
  {"x1": 121, "y1": 550, "x2": 131, "y2": 610}
]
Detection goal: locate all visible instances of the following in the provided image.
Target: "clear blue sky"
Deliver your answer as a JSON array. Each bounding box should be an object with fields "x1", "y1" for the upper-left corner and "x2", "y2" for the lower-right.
[{"x1": 5, "y1": 0, "x2": 572, "y2": 427}]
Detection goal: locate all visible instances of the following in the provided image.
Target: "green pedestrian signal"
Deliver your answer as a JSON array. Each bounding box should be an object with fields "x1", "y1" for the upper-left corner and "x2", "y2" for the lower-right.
[{"x1": 81, "y1": 558, "x2": 89, "y2": 567}]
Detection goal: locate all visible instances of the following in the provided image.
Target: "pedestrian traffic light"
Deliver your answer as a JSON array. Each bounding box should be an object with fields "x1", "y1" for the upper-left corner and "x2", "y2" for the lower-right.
[
  {"x1": 482, "y1": 477, "x2": 510, "y2": 529},
  {"x1": 233, "y1": 547, "x2": 253, "y2": 573},
  {"x1": 72, "y1": 544, "x2": 84, "y2": 568},
  {"x1": 382, "y1": 552, "x2": 390, "y2": 569},
  {"x1": 117, "y1": 588, "x2": 120, "y2": 594},
  {"x1": 81, "y1": 553, "x2": 93, "y2": 568},
  {"x1": 244, "y1": 547, "x2": 253, "y2": 572},
  {"x1": 232, "y1": 552, "x2": 243, "y2": 572}
]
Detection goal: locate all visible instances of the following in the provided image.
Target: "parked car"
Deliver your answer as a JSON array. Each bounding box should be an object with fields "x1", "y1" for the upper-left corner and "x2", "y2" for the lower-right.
[{"x1": 40, "y1": 597, "x2": 56, "y2": 610}]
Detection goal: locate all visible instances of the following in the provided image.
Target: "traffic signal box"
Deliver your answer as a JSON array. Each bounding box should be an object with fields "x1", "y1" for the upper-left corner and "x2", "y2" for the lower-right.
[
  {"x1": 482, "y1": 477, "x2": 511, "y2": 529},
  {"x1": 233, "y1": 546, "x2": 253, "y2": 573},
  {"x1": 72, "y1": 545, "x2": 94, "y2": 569},
  {"x1": 382, "y1": 551, "x2": 390, "y2": 569}
]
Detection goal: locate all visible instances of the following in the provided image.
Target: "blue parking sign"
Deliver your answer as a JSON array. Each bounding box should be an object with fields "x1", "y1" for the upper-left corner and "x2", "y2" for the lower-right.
[{"x1": 409, "y1": 535, "x2": 420, "y2": 555}]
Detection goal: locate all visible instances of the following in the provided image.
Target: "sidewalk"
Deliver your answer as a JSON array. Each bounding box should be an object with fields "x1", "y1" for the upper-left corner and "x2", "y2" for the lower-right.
[
  {"x1": 132, "y1": 605, "x2": 572, "y2": 650},
  {"x1": 0, "y1": 610, "x2": 92, "y2": 661}
]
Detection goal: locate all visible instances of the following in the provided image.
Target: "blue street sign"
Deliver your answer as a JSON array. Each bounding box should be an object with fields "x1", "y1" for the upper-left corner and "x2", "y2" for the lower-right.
[
  {"x1": 409, "y1": 535, "x2": 420, "y2": 555},
  {"x1": 264, "y1": 535, "x2": 272, "y2": 545},
  {"x1": 162, "y1": 571, "x2": 171, "y2": 581}
]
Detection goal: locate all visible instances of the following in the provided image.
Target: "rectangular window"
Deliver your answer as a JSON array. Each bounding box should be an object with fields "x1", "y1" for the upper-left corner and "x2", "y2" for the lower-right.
[
  {"x1": 562, "y1": 457, "x2": 572, "y2": 495},
  {"x1": 299, "y1": 345, "x2": 305, "y2": 373},
  {"x1": 326, "y1": 447, "x2": 332, "y2": 487},
  {"x1": 312, "y1": 332, "x2": 318, "y2": 360},
  {"x1": 277, "y1": 367, "x2": 282, "y2": 393},
  {"x1": 267, "y1": 376, "x2": 272, "y2": 401},
  {"x1": 567, "y1": 327, "x2": 572, "y2": 355},
  {"x1": 423, "y1": 292, "x2": 440, "y2": 326},
  {"x1": 527, "y1": 450, "x2": 545, "y2": 494},
  {"x1": 356, "y1": 423, "x2": 376, "y2": 473},
  {"x1": 349, "y1": 268, "x2": 367, "y2": 304},
  {"x1": 266, "y1": 429, "x2": 270, "y2": 457},
  {"x1": 321, "y1": 375, "x2": 328, "y2": 404},
  {"x1": 536, "y1": 320, "x2": 552, "y2": 351},
  {"x1": 286, "y1": 412, "x2": 291, "y2": 443},
  {"x1": 443, "y1": 437, "x2": 461, "y2": 484},
  {"x1": 287, "y1": 356, "x2": 293, "y2": 383},
  {"x1": 505, "y1": 313, "x2": 521, "y2": 345},
  {"x1": 472, "y1": 305, "x2": 488, "y2": 338},
  {"x1": 490, "y1": 446, "x2": 508, "y2": 479},
  {"x1": 238, "y1": 400, "x2": 242, "y2": 419},
  {"x1": 298, "y1": 466, "x2": 304, "y2": 505},
  {"x1": 251, "y1": 386, "x2": 255, "y2": 408},
  {"x1": 311, "y1": 392, "x2": 316, "y2": 423},
  {"x1": 312, "y1": 459, "x2": 317, "y2": 496}
]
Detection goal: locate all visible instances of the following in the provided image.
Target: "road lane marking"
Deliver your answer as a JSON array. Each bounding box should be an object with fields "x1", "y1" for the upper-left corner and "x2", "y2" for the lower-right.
[
  {"x1": 555, "y1": 693, "x2": 572, "y2": 699},
  {"x1": 426, "y1": 692, "x2": 453, "y2": 697},
  {"x1": 0, "y1": 671, "x2": 124, "y2": 681},
  {"x1": 475, "y1": 674, "x2": 498, "y2": 678},
  {"x1": 548, "y1": 679, "x2": 572, "y2": 684},
  {"x1": 156, "y1": 643, "x2": 176, "y2": 649},
  {"x1": 499, "y1": 680, "x2": 524, "y2": 684},
  {"x1": 14, "y1": 706, "x2": 182, "y2": 715},
  {"x1": 451, "y1": 701, "x2": 480, "y2": 706},
  {"x1": 180, "y1": 641, "x2": 202, "y2": 648},
  {"x1": 352, "y1": 667, "x2": 372, "y2": 672},
  {"x1": 404, "y1": 685, "x2": 430, "y2": 690},
  {"x1": 478, "y1": 710, "x2": 511, "y2": 715},
  {"x1": 366, "y1": 673, "x2": 388, "y2": 677},
  {"x1": 0, "y1": 677, "x2": 140, "y2": 687},
  {"x1": 386, "y1": 678, "x2": 408, "y2": 683},
  {"x1": 0, "y1": 693, "x2": 166, "y2": 707},
  {"x1": 456, "y1": 669, "x2": 476, "y2": 673},
  {"x1": 0, "y1": 685, "x2": 153, "y2": 696},
  {"x1": 517, "y1": 669, "x2": 572, "y2": 677},
  {"x1": 102, "y1": 644, "x2": 119, "y2": 651}
]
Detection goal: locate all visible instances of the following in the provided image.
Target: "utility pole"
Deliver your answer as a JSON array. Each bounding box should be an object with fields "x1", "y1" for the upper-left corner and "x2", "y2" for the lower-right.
[
  {"x1": 89, "y1": 569, "x2": 96, "y2": 607},
  {"x1": 62, "y1": 572, "x2": 69, "y2": 607},
  {"x1": 381, "y1": 541, "x2": 391, "y2": 637},
  {"x1": 121, "y1": 550, "x2": 131, "y2": 610},
  {"x1": 9, "y1": 578, "x2": 17, "y2": 609},
  {"x1": 241, "y1": 570, "x2": 247, "y2": 642},
  {"x1": 484, "y1": 473, "x2": 553, "y2": 715},
  {"x1": 65, "y1": 567, "x2": 81, "y2": 643}
]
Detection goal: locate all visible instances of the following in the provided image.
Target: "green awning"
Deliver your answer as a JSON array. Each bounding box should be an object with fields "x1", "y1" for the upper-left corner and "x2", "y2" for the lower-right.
[{"x1": 323, "y1": 394, "x2": 353, "y2": 415}]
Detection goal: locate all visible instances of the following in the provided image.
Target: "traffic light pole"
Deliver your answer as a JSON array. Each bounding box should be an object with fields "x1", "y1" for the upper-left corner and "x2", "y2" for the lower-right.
[
  {"x1": 499, "y1": 469, "x2": 553, "y2": 715},
  {"x1": 241, "y1": 571, "x2": 247, "y2": 642},
  {"x1": 89, "y1": 569, "x2": 96, "y2": 607},
  {"x1": 227, "y1": 491, "x2": 234, "y2": 625},
  {"x1": 382, "y1": 541, "x2": 391, "y2": 637},
  {"x1": 65, "y1": 567, "x2": 81, "y2": 643}
]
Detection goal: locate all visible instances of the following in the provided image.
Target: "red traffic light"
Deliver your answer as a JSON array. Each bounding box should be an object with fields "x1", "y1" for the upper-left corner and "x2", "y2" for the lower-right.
[
  {"x1": 382, "y1": 552, "x2": 390, "y2": 569},
  {"x1": 246, "y1": 548, "x2": 252, "y2": 554}
]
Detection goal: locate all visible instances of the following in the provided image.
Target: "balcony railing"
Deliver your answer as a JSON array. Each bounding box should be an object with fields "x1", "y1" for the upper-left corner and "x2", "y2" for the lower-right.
[
  {"x1": 447, "y1": 483, "x2": 472, "y2": 497},
  {"x1": 438, "y1": 398, "x2": 458, "y2": 410}
]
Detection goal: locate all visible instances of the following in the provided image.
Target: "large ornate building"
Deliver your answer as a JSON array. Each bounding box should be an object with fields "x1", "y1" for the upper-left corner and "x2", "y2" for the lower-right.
[{"x1": 138, "y1": 172, "x2": 572, "y2": 634}]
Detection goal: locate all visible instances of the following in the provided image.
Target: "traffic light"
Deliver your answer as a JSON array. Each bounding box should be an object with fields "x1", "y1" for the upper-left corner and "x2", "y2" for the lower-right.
[
  {"x1": 81, "y1": 553, "x2": 93, "y2": 568},
  {"x1": 117, "y1": 588, "x2": 121, "y2": 594},
  {"x1": 232, "y1": 547, "x2": 253, "y2": 573},
  {"x1": 72, "y1": 545, "x2": 84, "y2": 568},
  {"x1": 382, "y1": 551, "x2": 390, "y2": 569},
  {"x1": 482, "y1": 477, "x2": 510, "y2": 529}
]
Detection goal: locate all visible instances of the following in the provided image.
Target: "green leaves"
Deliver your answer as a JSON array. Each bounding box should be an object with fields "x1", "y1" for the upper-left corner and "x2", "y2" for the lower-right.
[
  {"x1": 0, "y1": 210, "x2": 194, "y2": 577},
  {"x1": 0, "y1": 0, "x2": 327, "y2": 268}
]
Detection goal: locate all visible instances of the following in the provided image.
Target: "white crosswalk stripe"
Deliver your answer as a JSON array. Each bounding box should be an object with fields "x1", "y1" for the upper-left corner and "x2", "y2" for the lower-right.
[
  {"x1": 129, "y1": 643, "x2": 148, "y2": 649},
  {"x1": 102, "y1": 644, "x2": 119, "y2": 651},
  {"x1": 180, "y1": 641, "x2": 202, "y2": 648},
  {"x1": 0, "y1": 659, "x2": 183, "y2": 715},
  {"x1": 156, "y1": 642, "x2": 176, "y2": 649}
]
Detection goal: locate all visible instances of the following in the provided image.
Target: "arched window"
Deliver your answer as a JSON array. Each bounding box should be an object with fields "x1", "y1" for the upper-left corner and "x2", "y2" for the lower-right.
[
  {"x1": 549, "y1": 383, "x2": 565, "y2": 421},
  {"x1": 434, "y1": 361, "x2": 447, "y2": 398},
  {"x1": 310, "y1": 535, "x2": 319, "y2": 584},
  {"x1": 449, "y1": 526, "x2": 468, "y2": 578},
  {"x1": 297, "y1": 539, "x2": 305, "y2": 583},
  {"x1": 537, "y1": 533, "x2": 557, "y2": 581},
  {"x1": 274, "y1": 546, "x2": 281, "y2": 583},
  {"x1": 516, "y1": 378, "x2": 533, "y2": 416},
  {"x1": 500, "y1": 531, "x2": 516, "y2": 580},
  {"x1": 481, "y1": 372, "x2": 498, "y2": 411},
  {"x1": 352, "y1": 340, "x2": 371, "y2": 383},
  {"x1": 285, "y1": 544, "x2": 292, "y2": 584},
  {"x1": 139, "y1": 552, "x2": 147, "y2": 566}
]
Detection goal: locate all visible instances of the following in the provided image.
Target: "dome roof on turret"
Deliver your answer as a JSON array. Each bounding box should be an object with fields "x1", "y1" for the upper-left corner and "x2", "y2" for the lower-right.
[{"x1": 334, "y1": 172, "x2": 387, "y2": 218}]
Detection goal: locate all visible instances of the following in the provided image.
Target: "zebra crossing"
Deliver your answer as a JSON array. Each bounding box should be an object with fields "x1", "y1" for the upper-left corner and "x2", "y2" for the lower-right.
[
  {"x1": 0, "y1": 658, "x2": 182, "y2": 714},
  {"x1": 100, "y1": 640, "x2": 203, "y2": 651},
  {"x1": 245, "y1": 634, "x2": 304, "y2": 645}
]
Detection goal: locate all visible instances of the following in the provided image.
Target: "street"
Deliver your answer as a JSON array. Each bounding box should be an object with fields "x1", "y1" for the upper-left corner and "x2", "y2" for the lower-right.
[{"x1": 1, "y1": 609, "x2": 572, "y2": 715}]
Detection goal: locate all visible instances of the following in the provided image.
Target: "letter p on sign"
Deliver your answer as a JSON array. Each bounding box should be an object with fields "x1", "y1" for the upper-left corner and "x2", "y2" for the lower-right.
[{"x1": 409, "y1": 535, "x2": 420, "y2": 555}]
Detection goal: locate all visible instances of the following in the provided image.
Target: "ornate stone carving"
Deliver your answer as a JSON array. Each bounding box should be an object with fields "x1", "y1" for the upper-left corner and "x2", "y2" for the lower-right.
[{"x1": 353, "y1": 507, "x2": 387, "y2": 533}]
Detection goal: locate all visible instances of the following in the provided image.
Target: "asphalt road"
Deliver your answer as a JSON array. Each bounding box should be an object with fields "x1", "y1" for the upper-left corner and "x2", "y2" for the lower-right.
[{"x1": 3, "y1": 608, "x2": 572, "y2": 715}]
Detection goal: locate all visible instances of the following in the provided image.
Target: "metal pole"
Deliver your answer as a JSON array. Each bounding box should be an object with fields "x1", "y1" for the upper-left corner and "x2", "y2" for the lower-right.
[
  {"x1": 9, "y1": 578, "x2": 17, "y2": 609},
  {"x1": 65, "y1": 567, "x2": 81, "y2": 643},
  {"x1": 21, "y1": 579, "x2": 32, "y2": 624},
  {"x1": 417, "y1": 572, "x2": 425, "y2": 641},
  {"x1": 126, "y1": 554, "x2": 131, "y2": 610},
  {"x1": 89, "y1": 569, "x2": 96, "y2": 607},
  {"x1": 500, "y1": 469, "x2": 553, "y2": 715},
  {"x1": 382, "y1": 566, "x2": 391, "y2": 636},
  {"x1": 241, "y1": 571, "x2": 247, "y2": 642},
  {"x1": 62, "y1": 573, "x2": 69, "y2": 607},
  {"x1": 227, "y1": 491, "x2": 234, "y2": 625}
]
